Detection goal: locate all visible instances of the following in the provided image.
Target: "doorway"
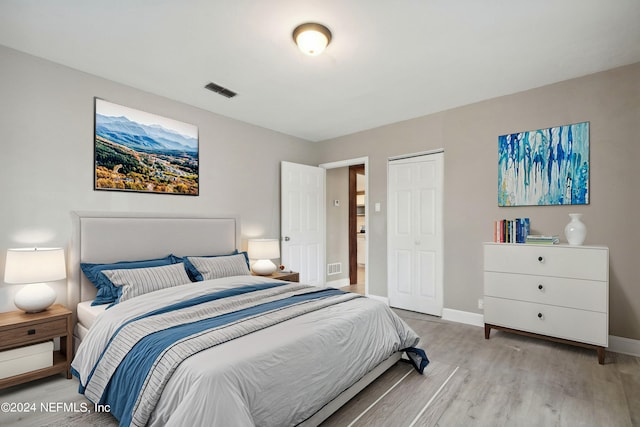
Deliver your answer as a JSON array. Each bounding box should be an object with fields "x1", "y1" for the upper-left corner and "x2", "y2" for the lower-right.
[
  {"x1": 320, "y1": 157, "x2": 369, "y2": 296},
  {"x1": 349, "y1": 165, "x2": 365, "y2": 292}
]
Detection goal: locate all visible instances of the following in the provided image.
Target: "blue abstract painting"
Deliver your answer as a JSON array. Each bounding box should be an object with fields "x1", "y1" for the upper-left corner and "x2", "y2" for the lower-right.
[{"x1": 498, "y1": 122, "x2": 589, "y2": 206}]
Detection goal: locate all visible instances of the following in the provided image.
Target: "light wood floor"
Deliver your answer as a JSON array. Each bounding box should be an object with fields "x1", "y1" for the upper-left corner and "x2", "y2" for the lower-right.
[
  {"x1": 1, "y1": 310, "x2": 638, "y2": 426},
  {"x1": 340, "y1": 266, "x2": 366, "y2": 295},
  {"x1": 323, "y1": 310, "x2": 640, "y2": 426}
]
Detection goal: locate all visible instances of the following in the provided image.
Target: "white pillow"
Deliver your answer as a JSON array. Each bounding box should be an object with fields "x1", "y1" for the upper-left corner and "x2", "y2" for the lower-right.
[
  {"x1": 186, "y1": 253, "x2": 250, "y2": 281},
  {"x1": 102, "y1": 263, "x2": 192, "y2": 303}
]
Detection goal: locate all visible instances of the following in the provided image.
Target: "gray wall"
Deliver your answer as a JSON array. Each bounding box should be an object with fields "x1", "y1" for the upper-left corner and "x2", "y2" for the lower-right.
[
  {"x1": 0, "y1": 45, "x2": 316, "y2": 312},
  {"x1": 325, "y1": 167, "x2": 349, "y2": 283},
  {"x1": 315, "y1": 63, "x2": 640, "y2": 341},
  {"x1": 2, "y1": 43, "x2": 639, "y2": 341}
]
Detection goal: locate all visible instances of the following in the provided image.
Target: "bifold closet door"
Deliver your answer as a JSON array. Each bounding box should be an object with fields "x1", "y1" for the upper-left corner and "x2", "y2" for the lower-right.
[{"x1": 388, "y1": 153, "x2": 443, "y2": 316}]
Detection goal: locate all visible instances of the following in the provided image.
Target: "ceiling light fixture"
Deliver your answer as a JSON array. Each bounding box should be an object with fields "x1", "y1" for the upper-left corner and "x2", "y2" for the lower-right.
[{"x1": 292, "y1": 23, "x2": 332, "y2": 56}]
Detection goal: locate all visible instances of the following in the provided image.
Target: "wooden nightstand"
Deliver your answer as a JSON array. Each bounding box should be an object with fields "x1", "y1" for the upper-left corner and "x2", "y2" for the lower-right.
[
  {"x1": 0, "y1": 304, "x2": 73, "y2": 389},
  {"x1": 254, "y1": 271, "x2": 300, "y2": 282}
]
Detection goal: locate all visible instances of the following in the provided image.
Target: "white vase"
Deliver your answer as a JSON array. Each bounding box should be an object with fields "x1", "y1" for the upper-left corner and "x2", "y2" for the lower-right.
[{"x1": 564, "y1": 213, "x2": 587, "y2": 245}]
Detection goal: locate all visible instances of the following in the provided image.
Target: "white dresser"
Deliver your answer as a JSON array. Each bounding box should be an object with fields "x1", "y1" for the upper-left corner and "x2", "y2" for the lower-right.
[{"x1": 483, "y1": 243, "x2": 609, "y2": 364}]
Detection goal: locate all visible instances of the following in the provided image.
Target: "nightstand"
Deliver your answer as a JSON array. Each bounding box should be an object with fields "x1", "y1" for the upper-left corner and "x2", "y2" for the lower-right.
[
  {"x1": 255, "y1": 271, "x2": 300, "y2": 282},
  {"x1": 0, "y1": 304, "x2": 73, "y2": 389}
]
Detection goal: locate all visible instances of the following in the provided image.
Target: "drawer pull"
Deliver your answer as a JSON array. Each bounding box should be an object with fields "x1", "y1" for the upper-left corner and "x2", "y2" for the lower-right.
[
  {"x1": 537, "y1": 313, "x2": 543, "y2": 319},
  {"x1": 538, "y1": 284, "x2": 544, "y2": 290},
  {"x1": 537, "y1": 256, "x2": 544, "y2": 263},
  {"x1": 27, "y1": 329, "x2": 36, "y2": 335}
]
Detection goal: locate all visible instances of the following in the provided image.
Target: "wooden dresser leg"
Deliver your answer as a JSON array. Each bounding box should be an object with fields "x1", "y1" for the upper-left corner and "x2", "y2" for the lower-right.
[
  {"x1": 484, "y1": 324, "x2": 491, "y2": 339},
  {"x1": 597, "y1": 347, "x2": 605, "y2": 365}
]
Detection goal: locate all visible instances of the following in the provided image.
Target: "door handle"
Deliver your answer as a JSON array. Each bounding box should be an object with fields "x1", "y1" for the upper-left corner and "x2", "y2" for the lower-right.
[{"x1": 283, "y1": 236, "x2": 290, "y2": 242}]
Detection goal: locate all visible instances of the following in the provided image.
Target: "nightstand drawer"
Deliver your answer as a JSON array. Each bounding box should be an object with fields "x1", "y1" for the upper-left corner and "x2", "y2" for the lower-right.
[
  {"x1": 253, "y1": 271, "x2": 299, "y2": 282},
  {"x1": 276, "y1": 272, "x2": 299, "y2": 282},
  {"x1": 0, "y1": 318, "x2": 67, "y2": 348}
]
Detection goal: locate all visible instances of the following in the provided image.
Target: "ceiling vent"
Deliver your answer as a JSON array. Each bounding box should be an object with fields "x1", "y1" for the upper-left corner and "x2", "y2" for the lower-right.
[{"x1": 204, "y1": 82, "x2": 237, "y2": 98}]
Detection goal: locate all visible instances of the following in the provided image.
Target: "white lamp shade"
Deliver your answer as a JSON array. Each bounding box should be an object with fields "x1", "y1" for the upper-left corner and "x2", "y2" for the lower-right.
[
  {"x1": 5, "y1": 248, "x2": 66, "y2": 313},
  {"x1": 4, "y1": 248, "x2": 66, "y2": 284},
  {"x1": 248, "y1": 239, "x2": 280, "y2": 260}
]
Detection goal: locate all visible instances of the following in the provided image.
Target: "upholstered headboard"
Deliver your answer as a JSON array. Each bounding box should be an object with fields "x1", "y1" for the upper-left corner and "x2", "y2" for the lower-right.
[{"x1": 68, "y1": 211, "x2": 240, "y2": 318}]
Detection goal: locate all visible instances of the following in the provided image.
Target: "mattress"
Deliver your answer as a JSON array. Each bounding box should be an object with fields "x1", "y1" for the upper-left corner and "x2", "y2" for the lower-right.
[
  {"x1": 75, "y1": 322, "x2": 90, "y2": 344},
  {"x1": 75, "y1": 301, "x2": 108, "y2": 351},
  {"x1": 77, "y1": 300, "x2": 109, "y2": 330}
]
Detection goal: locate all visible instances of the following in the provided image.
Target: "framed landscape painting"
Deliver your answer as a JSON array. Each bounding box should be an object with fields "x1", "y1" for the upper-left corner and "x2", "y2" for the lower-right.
[
  {"x1": 498, "y1": 121, "x2": 589, "y2": 206},
  {"x1": 94, "y1": 98, "x2": 199, "y2": 195}
]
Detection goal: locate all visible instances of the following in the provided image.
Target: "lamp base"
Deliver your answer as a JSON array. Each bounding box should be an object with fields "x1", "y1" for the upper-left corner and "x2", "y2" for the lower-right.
[
  {"x1": 14, "y1": 283, "x2": 56, "y2": 313},
  {"x1": 252, "y1": 259, "x2": 277, "y2": 276}
]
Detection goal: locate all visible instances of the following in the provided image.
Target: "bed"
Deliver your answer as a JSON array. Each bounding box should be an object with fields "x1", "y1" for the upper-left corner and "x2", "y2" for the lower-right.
[{"x1": 68, "y1": 211, "x2": 428, "y2": 426}]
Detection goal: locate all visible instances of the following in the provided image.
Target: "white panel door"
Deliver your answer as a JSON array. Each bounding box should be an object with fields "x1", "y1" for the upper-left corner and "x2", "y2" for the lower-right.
[
  {"x1": 281, "y1": 161, "x2": 326, "y2": 285},
  {"x1": 388, "y1": 152, "x2": 443, "y2": 315}
]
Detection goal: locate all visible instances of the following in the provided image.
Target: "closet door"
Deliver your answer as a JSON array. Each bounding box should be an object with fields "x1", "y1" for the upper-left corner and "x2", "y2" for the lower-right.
[{"x1": 388, "y1": 152, "x2": 443, "y2": 316}]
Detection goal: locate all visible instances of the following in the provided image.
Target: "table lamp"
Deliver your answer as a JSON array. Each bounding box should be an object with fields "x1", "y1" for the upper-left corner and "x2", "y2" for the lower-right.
[
  {"x1": 4, "y1": 247, "x2": 66, "y2": 313},
  {"x1": 248, "y1": 239, "x2": 280, "y2": 275}
]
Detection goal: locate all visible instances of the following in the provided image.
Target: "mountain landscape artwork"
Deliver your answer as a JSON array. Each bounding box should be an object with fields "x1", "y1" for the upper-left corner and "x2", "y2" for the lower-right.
[{"x1": 94, "y1": 98, "x2": 199, "y2": 195}]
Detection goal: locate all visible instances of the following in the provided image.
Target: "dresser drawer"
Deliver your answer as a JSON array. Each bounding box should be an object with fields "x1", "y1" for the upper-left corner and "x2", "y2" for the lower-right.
[
  {"x1": 484, "y1": 297, "x2": 608, "y2": 346},
  {"x1": 0, "y1": 318, "x2": 67, "y2": 349},
  {"x1": 484, "y1": 244, "x2": 608, "y2": 281},
  {"x1": 484, "y1": 272, "x2": 607, "y2": 312}
]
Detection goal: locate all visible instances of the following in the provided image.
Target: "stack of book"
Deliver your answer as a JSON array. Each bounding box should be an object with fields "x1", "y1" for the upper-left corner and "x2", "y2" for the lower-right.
[
  {"x1": 493, "y1": 218, "x2": 530, "y2": 243},
  {"x1": 525, "y1": 235, "x2": 560, "y2": 244}
]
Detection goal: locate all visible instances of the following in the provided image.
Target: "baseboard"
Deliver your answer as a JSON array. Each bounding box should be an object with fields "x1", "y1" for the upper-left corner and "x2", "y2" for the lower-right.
[
  {"x1": 441, "y1": 308, "x2": 484, "y2": 327},
  {"x1": 439, "y1": 309, "x2": 640, "y2": 358},
  {"x1": 608, "y1": 335, "x2": 640, "y2": 357},
  {"x1": 326, "y1": 278, "x2": 350, "y2": 288}
]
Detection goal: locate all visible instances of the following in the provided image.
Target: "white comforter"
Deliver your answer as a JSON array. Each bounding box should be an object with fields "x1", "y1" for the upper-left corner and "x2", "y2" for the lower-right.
[{"x1": 72, "y1": 276, "x2": 422, "y2": 426}]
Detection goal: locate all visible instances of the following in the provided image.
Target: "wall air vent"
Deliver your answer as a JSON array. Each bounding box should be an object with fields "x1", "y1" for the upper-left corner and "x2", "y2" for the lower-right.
[
  {"x1": 204, "y1": 82, "x2": 237, "y2": 98},
  {"x1": 327, "y1": 262, "x2": 342, "y2": 276}
]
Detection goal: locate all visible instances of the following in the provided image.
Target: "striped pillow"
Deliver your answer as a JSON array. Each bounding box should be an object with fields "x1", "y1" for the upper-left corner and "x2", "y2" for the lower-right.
[
  {"x1": 186, "y1": 253, "x2": 250, "y2": 281},
  {"x1": 102, "y1": 263, "x2": 192, "y2": 303}
]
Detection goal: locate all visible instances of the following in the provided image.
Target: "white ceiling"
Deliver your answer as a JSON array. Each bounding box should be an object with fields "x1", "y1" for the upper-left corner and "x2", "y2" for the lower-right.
[{"x1": 1, "y1": 1, "x2": 639, "y2": 142}]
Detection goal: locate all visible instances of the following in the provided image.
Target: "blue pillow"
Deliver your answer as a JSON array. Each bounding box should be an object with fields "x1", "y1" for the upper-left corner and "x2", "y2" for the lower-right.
[
  {"x1": 81, "y1": 255, "x2": 179, "y2": 306},
  {"x1": 178, "y1": 250, "x2": 250, "y2": 281}
]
